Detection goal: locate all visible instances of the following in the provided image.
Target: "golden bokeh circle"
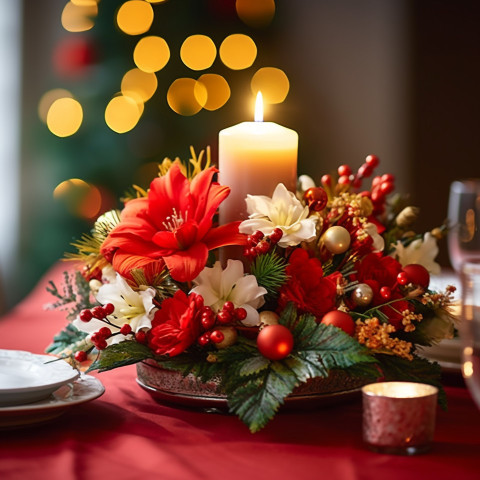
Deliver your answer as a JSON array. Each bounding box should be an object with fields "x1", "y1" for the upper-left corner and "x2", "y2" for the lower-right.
[
  {"x1": 133, "y1": 36, "x2": 170, "y2": 73},
  {"x1": 38, "y1": 89, "x2": 73, "y2": 123},
  {"x1": 235, "y1": 0, "x2": 275, "y2": 28},
  {"x1": 121, "y1": 68, "x2": 158, "y2": 102},
  {"x1": 167, "y1": 78, "x2": 207, "y2": 116},
  {"x1": 61, "y1": 1, "x2": 98, "y2": 32},
  {"x1": 105, "y1": 95, "x2": 142, "y2": 133},
  {"x1": 251, "y1": 67, "x2": 290, "y2": 104},
  {"x1": 53, "y1": 178, "x2": 102, "y2": 219},
  {"x1": 116, "y1": 1, "x2": 154, "y2": 36},
  {"x1": 196, "y1": 74, "x2": 230, "y2": 111},
  {"x1": 180, "y1": 35, "x2": 217, "y2": 71},
  {"x1": 47, "y1": 97, "x2": 83, "y2": 137},
  {"x1": 219, "y1": 34, "x2": 257, "y2": 70}
]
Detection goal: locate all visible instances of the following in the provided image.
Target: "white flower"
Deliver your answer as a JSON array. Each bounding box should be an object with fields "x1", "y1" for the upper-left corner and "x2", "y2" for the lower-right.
[
  {"x1": 298, "y1": 174, "x2": 316, "y2": 192},
  {"x1": 390, "y1": 232, "x2": 441, "y2": 274},
  {"x1": 73, "y1": 274, "x2": 157, "y2": 345},
  {"x1": 363, "y1": 222, "x2": 385, "y2": 253},
  {"x1": 239, "y1": 183, "x2": 317, "y2": 247},
  {"x1": 191, "y1": 260, "x2": 267, "y2": 327}
]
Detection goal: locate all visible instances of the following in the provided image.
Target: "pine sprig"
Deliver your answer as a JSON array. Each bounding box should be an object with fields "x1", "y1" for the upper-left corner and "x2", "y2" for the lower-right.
[{"x1": 250, "y1": 252, "x2": 288, "y2": 299}]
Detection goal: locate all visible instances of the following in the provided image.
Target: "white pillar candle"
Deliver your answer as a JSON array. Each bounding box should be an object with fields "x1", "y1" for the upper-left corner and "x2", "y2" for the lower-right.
[{"x1": 218, "y1": 93, "x2": 298, "y2": 225}]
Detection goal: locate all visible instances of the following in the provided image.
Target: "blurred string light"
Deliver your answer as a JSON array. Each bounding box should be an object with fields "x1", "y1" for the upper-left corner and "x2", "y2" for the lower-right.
[
  {"x1": 167, "y1": 78, "x2": 207, "y2": 116},
  {"x1": 121, "y1": 68, "x2": 158, "y2": 102},
  {"x1": 133, "y1": 36, "x2": 170, "y2": 73},
  {"x1": 180, "y1": 35, "x2": 217, "y2": 71},
  {"x1": 51, "y1": 0, "x2": 288, "y2": 128},
  {"x1": 38, "y1": 89, "x2": 73, "y2": 123},
  {"x1": 235, "y1": 0, "x2": 275, "y2": 28},
  {"x1": 196, "y1": 74, "x2": 230, "y2": 111},
  {"x1": 46, "y1": 97, "x2": 83, "y2": 137},
  {"x1": 251, "y1": 67, "x2": 289, "y2": 104},
  {"x1": 105, "y1": 94, "x2": 143, "y2": 133},
  {"x1": 219, "y1": 34, "x2": 257, "y2": 70},
  {"x1": 61, "y1": 1, "x2": 98, "y2": 32},
  {"x1": 53, "y1": 178, "x2": 102, "y2": 219},
  {"x1": 116, "y1": 1, "x2": 154, "y2": 36}
]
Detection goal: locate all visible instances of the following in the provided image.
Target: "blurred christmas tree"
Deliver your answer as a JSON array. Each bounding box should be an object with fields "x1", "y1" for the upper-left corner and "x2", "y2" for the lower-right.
[{"x1": 16, "y1": 0, "x2": 293, "y2": 307}]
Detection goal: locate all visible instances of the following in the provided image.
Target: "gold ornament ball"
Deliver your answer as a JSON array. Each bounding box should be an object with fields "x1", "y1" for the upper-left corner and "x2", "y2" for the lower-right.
[
  {"x1": 352, "y1": 283, "x2": 373, "y2": 307},
  {"x1": 323, "y1": 226, "x2": 351, "y2": 254},
  {"x1": 215, "y1": 326, "x2": 238, "y2": 349},
  {"x1": 259, "y1": 310, "x2": 280, "y2": 330}
]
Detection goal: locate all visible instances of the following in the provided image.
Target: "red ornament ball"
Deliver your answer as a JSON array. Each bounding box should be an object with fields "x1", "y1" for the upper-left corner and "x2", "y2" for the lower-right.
[
  {"x1": 257, "y1": 325, "x2": 294, "y2": 360},
  {"x1": 402, "y1": 264, "x2": 430, "y2": 289},
  {"x1": 321, "y1": 310, "x2": 355, "y2": 336},
  {"x1": 304, "y1": 187, "x2": 328, "y2": 212}
]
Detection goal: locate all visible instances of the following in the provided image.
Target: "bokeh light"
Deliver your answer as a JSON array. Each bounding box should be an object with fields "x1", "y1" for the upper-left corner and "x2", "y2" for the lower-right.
[
  {"x1": 61, "y1": 1, "x2": 98, "y2": 32},
  {"x1": 219, "y1": 34, "x2": 257, "y2": 70},
  {"x1": 47, "y1": 97, "x2": 83, "y2": 137},
  {"x1": 251, "y1": 67, "x2": 290, "y2": 104},
  {"x1": 38, "y1": 89, "x2": 73, "y2": 123},
  {"x1": 167, "y1": 78, "x2": 207, "y2": 116},
  {"x1": 196, "y1": 74, "x2": 230, "y2": 111},
  {"x1": 116, "y1": 1, "x2": 154, "y2": 36},
  {"x1": 105, "y1": 95, "x2": 143, "y2": 133},
  {"x1": 53, "y1": 179, "x2": 102, "y2": 219},
  {"x1": 235, "y1": 0, "x2": 275, "y2": 28},
  {"x1": 121, "y1": 68, "x2": 158, "y2": 102},
  {"x1": 144, "y1": 0, "x2": 167, "y2": 3},
  {"x1": 180, "y1": 35, "x2": 217, "y2": 71},
  {"x1": 133, "y1": 36, "x2": 170, "y2": 73}
]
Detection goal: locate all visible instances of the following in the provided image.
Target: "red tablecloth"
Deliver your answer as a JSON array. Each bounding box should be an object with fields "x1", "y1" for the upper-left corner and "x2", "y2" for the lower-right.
[{"x1": 1, "y1": 264, "x2": 479, "y2": 480}]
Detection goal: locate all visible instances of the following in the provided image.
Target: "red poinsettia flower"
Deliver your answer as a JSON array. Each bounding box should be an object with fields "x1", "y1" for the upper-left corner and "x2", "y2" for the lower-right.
[
  {"x1": 278, "y1": 248, "x2": 339, "y2": 320},
  {"x1": 101, "y1": 164, "x2": 246, "y2": 283},
  {"x1": 149, "y1": 291, "x2": 203, "y2": 356}
]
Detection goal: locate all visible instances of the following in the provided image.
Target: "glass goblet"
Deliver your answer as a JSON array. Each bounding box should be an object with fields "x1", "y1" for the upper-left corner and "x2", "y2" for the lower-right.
[
  {"x1": 447, "y1": 179, "x2": 480, "y2": 272},
  {"x1": 460, "y1": 259, "x2": 480, "y2": 409}
]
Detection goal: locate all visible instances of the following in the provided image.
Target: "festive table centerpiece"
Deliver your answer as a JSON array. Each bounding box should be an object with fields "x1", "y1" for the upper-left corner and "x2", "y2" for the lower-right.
[{"x1": 47, "y1": 98, "x2": 457, "y2": 432}]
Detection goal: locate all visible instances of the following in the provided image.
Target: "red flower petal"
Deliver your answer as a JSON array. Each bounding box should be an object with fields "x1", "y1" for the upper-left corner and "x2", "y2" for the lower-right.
[{"x1": 163, "y1": 242, "x2": 209, "y2": 282}]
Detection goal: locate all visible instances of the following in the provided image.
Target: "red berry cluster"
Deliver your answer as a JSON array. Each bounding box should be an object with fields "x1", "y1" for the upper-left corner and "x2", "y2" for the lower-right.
[
  {"x1": 369, "y1": 173, "x2": 395, "y2": 215},
  {"x1": 244, "y1": 229, "x2": 283, "y2": 259},
  {"x1": 197, "y1": 301, "x2": 247, "y2": 347},
  {"x1": 78, "y1": 303, "x2": 138, "y2": 350}
]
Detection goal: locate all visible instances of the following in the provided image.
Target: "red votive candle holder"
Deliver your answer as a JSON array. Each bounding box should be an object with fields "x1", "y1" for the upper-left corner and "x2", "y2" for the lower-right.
[{"x1": 362, "y1": 382, "x2": 438, "y2": 455}]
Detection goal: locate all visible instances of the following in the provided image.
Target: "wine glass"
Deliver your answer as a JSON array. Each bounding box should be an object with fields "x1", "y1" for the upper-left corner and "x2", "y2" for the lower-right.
[
  {"x1": 448, "y1": 179, "x2": 480, "y2": 272},
  {"x1": 460, "y1": 259, "x2": 480, "y2": 409}
]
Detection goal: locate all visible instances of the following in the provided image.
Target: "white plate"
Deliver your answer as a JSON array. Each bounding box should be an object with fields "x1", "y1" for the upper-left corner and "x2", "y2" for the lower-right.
[
  {"x1": 0, "y1": 374, "x2": 105, "y2": 428},
  {"x1": 0, "y1": 350, "x2": 80, "y2": 406}
]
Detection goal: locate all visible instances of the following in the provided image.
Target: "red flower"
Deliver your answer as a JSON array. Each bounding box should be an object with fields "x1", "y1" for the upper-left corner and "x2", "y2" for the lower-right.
[
  {"x1": 149, "y1": 291, "x2": 203, "y2": 356},
  {"x1": 101, "y1": 165, "x2": 246, "y2": 283},
  {"x1": 278, "y1": 248, "x2": 338, "y2": 320},
  {"x1": 354, "y1": 253, "x2": 402, "y2": 303}
]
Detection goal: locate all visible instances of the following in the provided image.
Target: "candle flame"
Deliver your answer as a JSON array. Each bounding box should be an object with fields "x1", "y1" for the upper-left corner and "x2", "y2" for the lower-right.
[{"x1": 254, "y1": 91, "x2": 263, "y2": 122}]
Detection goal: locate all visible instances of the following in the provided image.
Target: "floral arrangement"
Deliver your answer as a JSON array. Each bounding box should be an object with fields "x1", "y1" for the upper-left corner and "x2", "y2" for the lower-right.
[{"x1": 47, "y1": 148, "x2": 457, "y2": 432}]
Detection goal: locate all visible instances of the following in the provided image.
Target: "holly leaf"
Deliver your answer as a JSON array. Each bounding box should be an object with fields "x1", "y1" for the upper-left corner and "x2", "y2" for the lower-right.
[{"x1": 87, "y1": 341, "x2": 155, "y2": 373}]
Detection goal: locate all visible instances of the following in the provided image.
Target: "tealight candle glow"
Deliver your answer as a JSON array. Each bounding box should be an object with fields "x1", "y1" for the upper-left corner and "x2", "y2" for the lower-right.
[{"x1": 362, "y1": 381, "x2": 438, "y2": 455}]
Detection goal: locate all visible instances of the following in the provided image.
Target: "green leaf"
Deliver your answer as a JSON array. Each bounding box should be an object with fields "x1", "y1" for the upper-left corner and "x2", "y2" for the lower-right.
[
  {"x1": 87, "y1": 341, "x2": 155, "y2": 373},
  {"x1": 239, "y1": 355, "x2": 271, "y2": 376},
  {"x1": 250, "y1": 251, "x2": 288, "y2": 299},
  {"x1": 376, "y1": 353, "x2": 447, "y2": 409},
  {"x1": 45, "y1": 323, "x2": 88, "y2": 355}
]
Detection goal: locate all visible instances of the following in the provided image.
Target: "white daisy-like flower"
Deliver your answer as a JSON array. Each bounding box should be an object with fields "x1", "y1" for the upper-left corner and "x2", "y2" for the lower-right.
[
  {"x1": 191, "y1": 260, "x2": 267, "y2": 327},
  {"x1": 363, "y1": 222, "x2": 385, "y2": 253},
  {"x1": 73, "y1": 274, "x2": 157, "y2": 345},
  {"x1": 239, "y1": 183, "x2": 317, "y2": 247},
  {"x1": 390, "y1": 232, "x2": 441, "y2": 274}
]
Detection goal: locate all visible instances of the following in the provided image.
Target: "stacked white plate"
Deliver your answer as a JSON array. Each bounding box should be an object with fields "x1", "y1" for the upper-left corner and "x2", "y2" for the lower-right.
[{"x1": 0, "y1": 349, "x2": 104, "y2": 428}]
